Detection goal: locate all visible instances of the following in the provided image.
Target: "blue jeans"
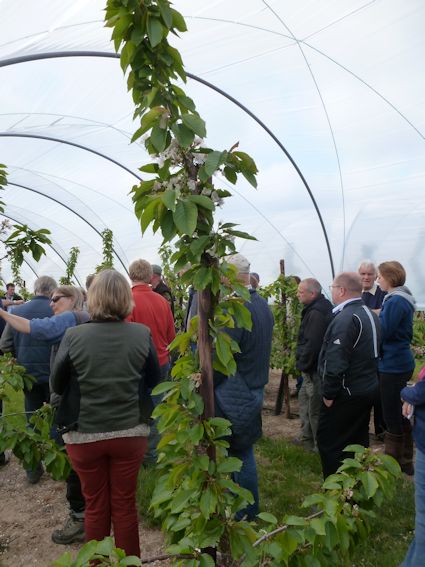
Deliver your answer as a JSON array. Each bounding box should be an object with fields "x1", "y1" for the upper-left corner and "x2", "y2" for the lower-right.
[
  {"x1": 230, "y1": 445, "x2": 259, "y2": 521},
  {"x1": 401, "y1": 448, "x2": 425, "y2": 566}
]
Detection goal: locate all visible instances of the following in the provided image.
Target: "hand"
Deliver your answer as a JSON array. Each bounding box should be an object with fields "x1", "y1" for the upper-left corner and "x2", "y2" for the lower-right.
[
  {"x1": 402, "y1": 401, "x2": 414, "y2": 419},
  {"x1": 323, "y1": 397, "x2": 334, "y2": 408}
]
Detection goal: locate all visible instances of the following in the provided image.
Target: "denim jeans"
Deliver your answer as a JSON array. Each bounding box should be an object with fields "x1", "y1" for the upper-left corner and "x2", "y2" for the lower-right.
[
  {"x1": 230, "y1": 445, "x2": 259, "y2": 521},
  {"x1": 401, "y1": 448, "x2": 425, "y2": 566}
]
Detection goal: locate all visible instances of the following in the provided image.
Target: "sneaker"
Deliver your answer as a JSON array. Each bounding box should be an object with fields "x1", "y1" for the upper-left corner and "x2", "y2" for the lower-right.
[
  {"x1": 26, "y1": 462, "x2": 44, "y2": 484},
  {"x1": 51, "y1": 514, "x2": 85, "y2": 545}
]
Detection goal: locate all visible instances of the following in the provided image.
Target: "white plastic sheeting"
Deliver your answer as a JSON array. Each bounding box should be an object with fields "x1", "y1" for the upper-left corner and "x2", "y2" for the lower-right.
[{"x1": 0, "y1": 1, "x2": 424, "y2": 307}]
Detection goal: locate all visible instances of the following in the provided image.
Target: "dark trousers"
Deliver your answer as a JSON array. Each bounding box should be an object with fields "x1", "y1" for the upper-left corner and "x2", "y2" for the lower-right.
[
  {"x1": 24, "y1": 382, "x2": 50, "y2": 420},
  {"x1": 67, "y1": 436, "x2": 147, "y2": 557},
  {"x1": 317, "y1": 393, "x2": 374, "y2": 478},
  {"x1": 380, "y1": 371, "x2": 413, "y2": 434}
]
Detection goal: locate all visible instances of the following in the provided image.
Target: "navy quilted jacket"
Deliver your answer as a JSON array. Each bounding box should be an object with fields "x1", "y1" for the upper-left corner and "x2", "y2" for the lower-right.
[
  {"x1": 214, "y1": 290, "x2": 274, "y2": 450},
  {"x1": 12, "y1": 296, "x2": 53, "y2": 384}
]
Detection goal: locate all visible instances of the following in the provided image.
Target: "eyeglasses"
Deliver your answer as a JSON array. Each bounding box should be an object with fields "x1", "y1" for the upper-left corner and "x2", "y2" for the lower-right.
[{"x1": 50, "y1": 295, "x2": 67, "y2": 303}]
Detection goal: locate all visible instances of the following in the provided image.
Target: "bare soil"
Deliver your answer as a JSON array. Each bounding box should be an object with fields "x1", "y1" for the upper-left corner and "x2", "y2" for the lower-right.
[{"x1": 0, "y1": 370, "x2": 383, "y2": 566}]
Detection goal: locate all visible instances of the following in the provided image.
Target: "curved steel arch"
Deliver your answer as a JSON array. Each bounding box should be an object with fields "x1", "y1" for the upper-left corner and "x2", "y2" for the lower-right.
[
  {"x1": 0, "y1": 212, "x2": 81, "y2": 286},
  {"x1": 0, "y1": 132, "x2": 142, "y2": 183},
  {"x1": 0, "y1": 239, "x2": 39, "y2": 279},
  {"x1": 0, "y1": 50, "x2": 335, "y2": 276},
  {"x1": 7, "y1": 181, "x2": 129, "y2": 274}
]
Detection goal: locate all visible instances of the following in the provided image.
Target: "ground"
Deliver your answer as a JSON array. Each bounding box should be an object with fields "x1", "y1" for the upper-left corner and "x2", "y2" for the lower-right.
[{"x1": 0, "y1": 371, "x2": 383, "y2": 566}]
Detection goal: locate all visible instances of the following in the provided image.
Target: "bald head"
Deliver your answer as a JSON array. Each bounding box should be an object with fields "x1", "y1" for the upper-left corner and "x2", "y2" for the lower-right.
[
  {"x1": 331, "y1": 272, "x2": 362, "y2": 305},
  {"x1": 297, "y1": 278, "x2": 322, "y2": 305}
]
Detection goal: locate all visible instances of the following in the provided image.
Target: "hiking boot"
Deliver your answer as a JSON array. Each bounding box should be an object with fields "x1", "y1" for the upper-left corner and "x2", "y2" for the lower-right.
[
  {"x1": 26, "y1": 462, "x2": 44, "y2": 484},
  {"x1": 51, "y1": 514, "x2": 85, "y2": 545}
]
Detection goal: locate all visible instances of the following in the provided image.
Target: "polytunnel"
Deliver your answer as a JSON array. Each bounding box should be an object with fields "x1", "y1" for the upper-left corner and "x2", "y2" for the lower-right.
[{"x1": 0, "y1": 1, "x2": 424, "y2": 307}]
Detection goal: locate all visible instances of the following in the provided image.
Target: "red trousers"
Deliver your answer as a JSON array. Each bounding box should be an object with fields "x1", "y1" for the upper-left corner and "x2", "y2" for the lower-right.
[{"x1": 66, "y1": 436, "x2": 147, "y2": 557}]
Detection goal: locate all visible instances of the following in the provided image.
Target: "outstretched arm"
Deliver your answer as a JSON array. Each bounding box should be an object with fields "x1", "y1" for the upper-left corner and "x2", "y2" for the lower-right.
[{"x1": 0, "y1": 309, "x2": 30, "y2": 333}]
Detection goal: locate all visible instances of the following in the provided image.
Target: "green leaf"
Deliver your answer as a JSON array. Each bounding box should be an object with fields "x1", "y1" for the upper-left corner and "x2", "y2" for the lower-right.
[
  {"x1": 158, "y1": 0, "x2": 173, "y2": 28},
  {"x1": 199, "y1": 554, "x2": 216, "y2": 567},
  {"x1": 257, "y1": 512, "x2": 278, "y2": 524},
  {"x1": 171, "y1": 8, "x2": 187, "y2": 32},
  {"x1": 152, "y1": 381, "x2": 176, "y2": 395},
  {"x1": 310, "y1": 517, "x2": 327, "y2": 536},
  {"x1": 203, "y1": 151, "x2": 226, "y2": 176},
  {"x1": 147, "y1": 17, "x2": 164, "y2": 47},
  {"x1": 181, "y1": 113, "x2": 206, "y2": 137},
  {"x1": 161, "y1": 189, "x2": 177, "y2": 211},
  {"x1": 199, "y1": 487, "x2": 217, "y2": 518},
  {"x1": 172, "y1": 122, "x2": 195, "y2": 148},
  {"x1": 173, "y1": 200, "x2": 198, "y2": 236},
  {"x1": 223, "y1": 166, "x2": 237, "y2": 184},
  {"x1": 150, "y1": 124, "x2": 167, "y2": 152},
  {"x1": 217, "y1": 457, "x2": 242, "y2": 474},
  {"x1": 74, "y1": 540, "x2": 98, "y2": 564},
  {"x1": 193, "y1": 266, "x2": 212, "y2": 290},
  {"x1": 241, "y1": 169, "x2": 257, "y2": 188},
  {"x1": 161, "y1": 210, "x2": 177, "y2": 242},
  {"x1": 286, "y1": 515, "x2": 307, "y2": 526},
  {"x1": 190, "y1": 235, "x2": 210, "y2": 256},
  {"x1": 216, "y1": 332, "x2": 233, "y2": 365},
  {"x1": 139, "y1": 163, "x2": 158, "y2": 174},
  {"x1": 344, "y1": 444, "x2": 366, "y2": 454},
  {"x1": 359, "y1": 471, "x2": 379, "y2": 498},
  {"x1": 120, "y1": 556, "x2": 142, "y2": 566},
  {"x1": 187, "y1": 194, "x2": 215, "y2": 211}
]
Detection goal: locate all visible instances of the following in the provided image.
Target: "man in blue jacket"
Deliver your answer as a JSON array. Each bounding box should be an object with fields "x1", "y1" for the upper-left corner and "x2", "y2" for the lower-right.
[
  {"x1": 214, "y1": 254, "x2": 274, "y2": 520},
  {"x1": 0, "y1": 275, "x2": 57, "y2": 482},
  {"x1": 316, "y1": 272, "x2": 380, "y2": 478}
]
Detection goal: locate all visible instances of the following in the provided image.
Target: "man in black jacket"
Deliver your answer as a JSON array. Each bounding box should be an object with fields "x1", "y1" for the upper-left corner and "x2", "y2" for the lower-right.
[
  {"x1": 296, "y1": 278, "x2": 332, "y2": 451},
  {"x1": 316, "y1": 272, "x2": 380, "y2": 478}
]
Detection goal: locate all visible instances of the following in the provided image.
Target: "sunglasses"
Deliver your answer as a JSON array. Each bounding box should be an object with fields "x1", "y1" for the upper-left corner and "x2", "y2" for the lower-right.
[{"x1": 50, "y1": 295, "x2": 67, "y2": 303}]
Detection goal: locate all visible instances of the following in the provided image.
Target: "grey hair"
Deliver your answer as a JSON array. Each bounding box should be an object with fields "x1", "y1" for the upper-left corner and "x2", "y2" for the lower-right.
[
  {"x1": 34, "y1": 276, "x2": 57, "y2": 297},
  {"x1": 301, "y1": 278, "x2": 322, "y2": 295},
  {"x1": 129, "y1": 259, "x2": 153, "y2": 284},
  {"x1": 358, "y1": 260, "x2": 377, "y2": 273}
]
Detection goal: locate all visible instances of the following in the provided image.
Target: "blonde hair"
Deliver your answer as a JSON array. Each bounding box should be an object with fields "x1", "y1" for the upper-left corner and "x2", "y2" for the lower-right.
[
  {"x1": 378, "y1": 261, "x2": 406, "y2": 288},
  {"x1": 53, "y1": 286, "x2": 84, "y2": 310},
  {"x1": 87, "y1": 269, "x2": 133, "y2": 320}
]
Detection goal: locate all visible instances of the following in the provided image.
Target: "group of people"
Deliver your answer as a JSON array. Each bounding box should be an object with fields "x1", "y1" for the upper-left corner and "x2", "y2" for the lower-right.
[
  {"x1": 295, "y1": 260, "x2": 416, "y2": 478},
  {"x1": 0, "y1": 255, "x2": 422, "y2": 564},
  {"x1": 296, "y1": 260, "x2": 423, "y2": 566}
]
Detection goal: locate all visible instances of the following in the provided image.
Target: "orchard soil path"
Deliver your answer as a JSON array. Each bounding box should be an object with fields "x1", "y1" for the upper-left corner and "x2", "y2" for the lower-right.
[{"x1": 0, "y1": 371, "x2": 383, "y2": 566}]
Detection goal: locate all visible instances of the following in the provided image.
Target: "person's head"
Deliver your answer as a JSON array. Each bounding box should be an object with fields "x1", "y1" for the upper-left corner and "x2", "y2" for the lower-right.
[
  {"x1": 34, "y1": 276, "x2": 57, "y2": 298},
  {"x1": 150, "y1": 264, "x2": 162, "y2": 288},
  {"x1": 227, "y1": 253, "x2": 250, "y2": 285},
  {"x1": 6, "y1": 283, "x2": 15, "y2": 296},
  {"x1": 85, "y1": 273, "x2": 96, "y2": 291},
  {"x1": 330, "y1": 272, "x2": 362, "y2": 305},
  {"x1": 377, "y1": 261, "x2": 406, "y2": 292},
  {"x1": 358, "y1": 260, "x2": 377, "y2": 291},
  {"x1": 250, "y1": 272, "x2": 260, "y2": 289},
  {"x1": 50, "y1": 285, "x2": 84, "y2": 315},
  {"x1": 129, "y1": 259, "x2": 153, "y2": 284},
  {"x1": 87, "y1": 269, "x2": 133, "y2": 320},
  {"x1": 297, "y1": 278, "x2": 322, "y2": 306}
]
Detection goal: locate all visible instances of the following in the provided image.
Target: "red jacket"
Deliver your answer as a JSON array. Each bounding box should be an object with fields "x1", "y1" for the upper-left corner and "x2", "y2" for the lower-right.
[{"x1": 127, "y1": 284, "x2": 175, "y2": 366}]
